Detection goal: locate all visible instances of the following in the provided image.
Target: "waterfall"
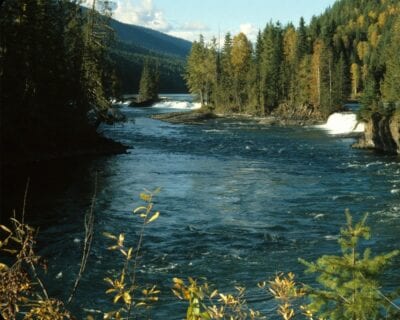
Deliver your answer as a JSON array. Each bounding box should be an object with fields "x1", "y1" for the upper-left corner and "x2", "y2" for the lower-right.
[{"x1": 318, "y1": 112, "x2": 365, "y2": 135}]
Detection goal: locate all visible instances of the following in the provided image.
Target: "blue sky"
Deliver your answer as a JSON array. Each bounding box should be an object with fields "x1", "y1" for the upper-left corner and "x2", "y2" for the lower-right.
[{"x1": 106, "y1": 0, "x2": 337, "y2": 42}]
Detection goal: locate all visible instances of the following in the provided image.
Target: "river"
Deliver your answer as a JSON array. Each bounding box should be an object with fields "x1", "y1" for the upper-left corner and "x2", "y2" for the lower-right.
[{"x1": 2, "y1": 94, "x2": 400, "y2": 318}]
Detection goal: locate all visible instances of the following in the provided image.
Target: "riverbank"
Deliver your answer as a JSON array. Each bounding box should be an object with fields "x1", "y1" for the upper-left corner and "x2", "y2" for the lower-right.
[
  {"x1": 149, "y1": 105, "x2": 400, "y2": 156},
  {"x1": 151, "y1": 102, "x2": 327, "y2": 126},
  {"x1": 151, "y1": 110, "x2": 218, "y2": 124},
  {"x1": 353, "y1": 111, "x2": 400, "y2": 155},
  {"x1": 3, "y1": 102, "x2": 398, "y2": 319},
  {"x1": 151, "y1": 109, "x2": 324, "y2": 126},
  {"x1": 1, "y1": 128, "x2": 127, "y2": 167}
]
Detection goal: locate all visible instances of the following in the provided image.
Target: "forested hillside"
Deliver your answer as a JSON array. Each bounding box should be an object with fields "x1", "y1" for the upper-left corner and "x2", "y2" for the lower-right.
[
  {"x1": 109, "y1": 16, "x2": 191, "y2": 93},
  {"x1": 111, "y1": 18, "x2": 191, "y2": 57},
  {"x1": 112, "y1": 41, "x2": 188, "y2": 93},
  {"x1": 186, "y1": 0, "x2": 400, "y2": 120}
]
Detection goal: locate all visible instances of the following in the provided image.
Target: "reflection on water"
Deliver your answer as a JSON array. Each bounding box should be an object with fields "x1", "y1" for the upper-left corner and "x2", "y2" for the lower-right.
[{"x1": 1, "y1": 96, "x2": 400, "y2": 318}]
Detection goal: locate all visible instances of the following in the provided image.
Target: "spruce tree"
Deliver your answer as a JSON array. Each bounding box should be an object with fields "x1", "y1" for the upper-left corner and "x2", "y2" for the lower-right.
[
  {"x1": 381, "y1": 16, "x2": 400, "y2": 108},
  {"x1": 300, "y1": 211, "x2": 399, "y2": 320},
  {"x1": 217, "y1": 33, "x2": 234, "y2": 112},
  {"x1": 138, "y1": 59, "x2": 159, "y2": 103},
  {"x1": 260, "y1": 23, "x2": 283, "y2": 112}
]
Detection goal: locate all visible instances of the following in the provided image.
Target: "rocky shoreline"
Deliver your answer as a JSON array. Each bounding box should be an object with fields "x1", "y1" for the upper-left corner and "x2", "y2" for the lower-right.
[
  {"x1": 151, "y1": 107, "x2": 324, "y2": 126},
  {"x1": 1, "y1": 128, "x2": 127, "y2": 167},
  {"x1": 151, "y1": 110, "x2": 218, "y2": 124},
  {"x1": 353, "y1": 112, "x2": 400, "y2": 155},
  {"x1": 150, "y1": 106, "x2": 399, "y2": 156}
]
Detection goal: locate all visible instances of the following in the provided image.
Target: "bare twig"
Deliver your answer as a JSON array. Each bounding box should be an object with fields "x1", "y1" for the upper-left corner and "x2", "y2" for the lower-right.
[
  {"x1": 19, "y1": 178, "x2": 49, "y2": 300},
  {"x1": 67, "y1": 173, "x2": 97, "y2": 305},
  {"x1": 22, "y1": 177, "x2": 30, "y2": 224},
  {"x1": 30, "y1": 262, "x2": 49, "y2": 300},
  {"x1": 126, "y1": 192, "x2": 154, "y2": 319}
]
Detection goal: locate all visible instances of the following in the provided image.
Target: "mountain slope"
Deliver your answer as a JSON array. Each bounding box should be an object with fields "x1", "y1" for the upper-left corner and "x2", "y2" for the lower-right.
[
  {"x1": 111, "y1": 19, "x2": 191, "y2": 58},
  {"x1": 111, "y1": 41, "x2": 188, "y2": 93},
  {"x1": 109, "y1": 17, "x2": 191, "y2": 94}
]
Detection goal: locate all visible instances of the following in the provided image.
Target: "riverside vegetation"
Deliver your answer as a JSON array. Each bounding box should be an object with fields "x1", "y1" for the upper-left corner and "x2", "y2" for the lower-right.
[
  {"x1": 184, "y1": 0, "x2": 400, "y2": 142},
  {"x1": 1, "y1": 0, "x2": 400, "y2": 318},
  {"x1": 1, "y1": 0, "x2": 400, "y2": 162},
  {"x1": 0, "y1": 0, "x2": 126, "y2": 164},
  {"x1": 1, "y1": 188, "x2": 399, "y2": 320}
]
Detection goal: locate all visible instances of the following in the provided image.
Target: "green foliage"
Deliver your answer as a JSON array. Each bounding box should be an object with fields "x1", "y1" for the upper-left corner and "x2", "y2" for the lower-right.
[
  {"x1": 0, "y1": 0, "x2": 119, "y2": 162},
  {"x1": 111, "y1": 41, "x2": 188, "y2": 94},
  {"x1": 259, "y1": 23, "x2": 284, "y2": 113},
  {"x1": 381, "y1": 15, "x2": 400, "y2": 105},
  {"x1": 231, "y1": 33, "x2": 253, "y2": 112},
  {"x1": 299, "y1": 210, "x2": 400, "y2": 320},
  {"x1": 183, "y1": 0, "x2": 400, "y2": 119},
  {"x1": 185, "y1": 35, "x2": 217, "y2": 108},
  {"x1": 110, "y1": 17, "x2": 191, "y2": 58},
  {"x1": 137, "y1": 59, "x2": 159, "y2": 103}
]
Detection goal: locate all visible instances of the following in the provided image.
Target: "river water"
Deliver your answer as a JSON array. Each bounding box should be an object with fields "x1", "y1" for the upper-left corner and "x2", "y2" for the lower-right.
[{"x1": 2, "y1": 95, "x2": 400, "y2": 318}]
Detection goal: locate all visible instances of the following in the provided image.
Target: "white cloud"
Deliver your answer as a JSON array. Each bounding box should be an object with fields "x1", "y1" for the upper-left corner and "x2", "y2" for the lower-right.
[
  {"x1": 181, "y1": 21, "x2": 210, "y2": 32},
  {"x1": 112, "y1": 0, "x2": 172, "y2": 32},
  {"x1": 84, "y1": 0, "x2": 214, "y2": 42},
  {"x1": 239, "y1": 23, "x2": 259, "y2": 43},
  {"x1": 167, "y1": 31, "x2": 200, "y2": 42},
  {"x1": 112, "y1": 0, "x2": 213, "y2": 41},
  {"x1": 168, "y1": 21, "x2": 210, "y2": 42}
]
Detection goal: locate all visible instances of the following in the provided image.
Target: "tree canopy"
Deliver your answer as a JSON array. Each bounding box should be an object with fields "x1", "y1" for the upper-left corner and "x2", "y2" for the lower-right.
[
  {"x1": 185, "y1": 0, "x2": 400, "y2": 119},
  {"x1": 0, "y1": 0, "x2": 120, "y2": 162}
]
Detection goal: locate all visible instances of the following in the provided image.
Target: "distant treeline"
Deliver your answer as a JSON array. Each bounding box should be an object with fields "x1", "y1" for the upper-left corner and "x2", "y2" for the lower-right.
[{"x1": 185, "y1": 0, "x2": 400, "y2": 119}]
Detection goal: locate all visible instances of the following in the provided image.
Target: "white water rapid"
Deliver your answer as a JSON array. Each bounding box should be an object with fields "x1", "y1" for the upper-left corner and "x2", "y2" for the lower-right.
[
  {"x1": 318, "y1": 112, "x2": 365, "y2": 135},
  {"x1": 152, "y1": 100, "x2": 201, "y2": 110}
]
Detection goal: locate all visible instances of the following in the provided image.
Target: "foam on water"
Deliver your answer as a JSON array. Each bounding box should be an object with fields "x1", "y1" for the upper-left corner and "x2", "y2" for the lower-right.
[
  {"x1": 152, "y1": 100, "x2": 201, "y2": 110},
  {"x1": 318, "y1": 112, "x2": 365, "y2": 135}
]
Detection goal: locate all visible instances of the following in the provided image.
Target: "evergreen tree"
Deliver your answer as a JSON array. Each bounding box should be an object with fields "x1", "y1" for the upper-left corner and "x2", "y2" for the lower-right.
[
  {"x1": 138, "y1": 59, "x2": 159, "y2": 103},
  {"x1": 247, "y1": 30, "x2": 264, "y2": 115},
  {"x1": 185, "y1": 35, "x2": 217, "y2": 108},
  {"x1": 332, "y1": 53, "x2": 350, "y2": 109},
  {"x1": 381, "y1": 16, "x2": 400, "y2": 108},
  {"x1": 217, "y1": 33, "x2": 235, "y2": 112},
  {"x1": 300, "y1": 211, "x2": 399, "y2": 320},
  {"x1": 296, "y1": 17, "x2": 309, "y2": 59},
  {"x1": 260, "y1": 23, "x2": 283, "y2": 112}
]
